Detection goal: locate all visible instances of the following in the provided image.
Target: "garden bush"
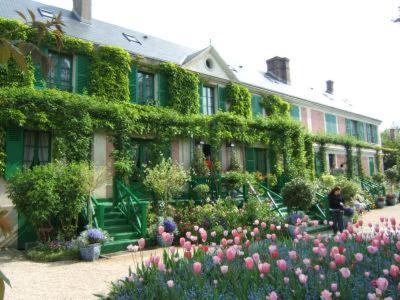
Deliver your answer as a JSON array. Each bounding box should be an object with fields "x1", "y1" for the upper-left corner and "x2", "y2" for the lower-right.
[
  {"x1": 385, "y1": 166, "x2": 399, "y2": 193},
  {"x1": 8, "y1": 162, "x2": 92, "y2": 240},
  {"x1": 335, "y1": 176, "x2": 361, "y2": 202},
  {"x1": 25, "y1": 241, "x2": 79, "y2": 262},
  {"x1": 191, "y1": 146, "x2": 209, "y2": 177},
  {"x1": 103, "y1": 216, "x2": 400, "y2": 299},
  {"x1": 281, "y1": 178, "x2": 316, "y2": 212}
]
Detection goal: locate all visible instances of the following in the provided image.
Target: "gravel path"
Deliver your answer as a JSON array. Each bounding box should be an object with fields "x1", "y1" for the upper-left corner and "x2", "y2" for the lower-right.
[{"x1": 1, "y1": 204, "x2": 400, "y2": 300}]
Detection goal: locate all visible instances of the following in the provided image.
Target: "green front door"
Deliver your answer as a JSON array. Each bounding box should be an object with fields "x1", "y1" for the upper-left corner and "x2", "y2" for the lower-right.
[{"x1": 369, "y1": 157, "x2": 375, "y2": 176}]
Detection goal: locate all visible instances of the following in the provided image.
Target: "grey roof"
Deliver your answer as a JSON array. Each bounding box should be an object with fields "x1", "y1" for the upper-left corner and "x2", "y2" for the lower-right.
[
  {"x1": 0, "y1": 0, "x2": 196, "y2": 64},
  {"x1": 0, "y1": 0, "x2": 381, "y2": 123}
]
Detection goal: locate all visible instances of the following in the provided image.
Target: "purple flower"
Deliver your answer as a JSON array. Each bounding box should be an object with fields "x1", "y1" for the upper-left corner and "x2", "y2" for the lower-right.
[
  {"x1": 87, "y1": 228, "x2": 106, "y2": 244},
  {"x1": 163, "y1": 219, "x2": 177, "y2": 233}
]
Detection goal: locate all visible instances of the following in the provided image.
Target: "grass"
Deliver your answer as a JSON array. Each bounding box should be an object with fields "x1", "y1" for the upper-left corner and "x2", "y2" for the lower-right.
[{"x1": 25, "y1": 243, "x2": 79, "y2": 262}]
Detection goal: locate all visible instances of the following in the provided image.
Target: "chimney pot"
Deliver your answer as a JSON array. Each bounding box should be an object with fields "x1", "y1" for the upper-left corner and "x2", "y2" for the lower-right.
[
  {"x1": 266, "y1": 56, "x2": 291, "y2": 84},
  {"x1": 73, "y1": 0, "x2": 92, "y2": 24},
  {"x1": 326, "y1": 80, "x2": 334, "y2": 94}
]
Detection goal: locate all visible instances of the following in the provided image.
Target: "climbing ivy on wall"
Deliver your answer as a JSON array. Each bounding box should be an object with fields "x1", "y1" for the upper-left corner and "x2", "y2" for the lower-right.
[
  {"x1": 225, "y1": 82, "x2": 252, "y2": 118},
  {"x1": 89, "y1": 46, "x2": 132, "y2": 102},
  {"x1": 160, "y1": 62, "x2": 200, "y2": 115},
  {"x1": 345, "y1": 144, "x2": 354, "y2": 179},
  {"x1": 375, "y1": 150, "x2": 382, "y2": 173},
  {"x1": 304, "y1": 135, "x2": 315, "y2": 180},
  {"x1": 261, "y1": 94, "x2": 290, "y2": 117},
  {"x1": 356, "y1": 147, "x2": 364, "y2": 177},
  {"x1": 318, "y1": 142, "x2": 327, "y2": 174},
  {"x1": 0, "y1": 128, "x2": 5, "y2": 175}
]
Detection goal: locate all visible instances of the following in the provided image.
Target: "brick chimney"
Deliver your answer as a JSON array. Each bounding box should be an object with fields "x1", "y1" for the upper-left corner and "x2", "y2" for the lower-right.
[
  {"x1": 73, "y1": 0, "x2": 92, "y2": 24},
  {"x1": 266, "y1": 57, "x2": 290, "y2": 84},
  {"x1": 326, "y1": 80, "x2": 334, "y2": 94}
]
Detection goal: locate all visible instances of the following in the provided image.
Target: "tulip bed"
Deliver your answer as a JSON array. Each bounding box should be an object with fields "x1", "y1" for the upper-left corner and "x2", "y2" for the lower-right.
[{"x1": 104, "y1": 218, "x2": 400, "y2": 300}]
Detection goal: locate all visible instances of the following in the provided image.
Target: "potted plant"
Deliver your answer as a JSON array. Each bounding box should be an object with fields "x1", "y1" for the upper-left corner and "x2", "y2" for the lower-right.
[
  {"x1": 376, "y1": 196, "x2": 385, "y2": 209},
  {"x1": 192, "y1": 184, "x2": 210, "y2": 203},
  {"x1": 386, "y1": 193, "x2": 397, "y2": 206},
  {"x1": 77, "y1": 228, "x2": 109, "y2": 261},
  {"x1": 156, "y1": 218, "x2": 178, "y2": 247}
]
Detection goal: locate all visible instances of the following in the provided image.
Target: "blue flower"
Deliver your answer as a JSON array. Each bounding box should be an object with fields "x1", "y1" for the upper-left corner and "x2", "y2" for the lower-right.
[{"x1": 163, "y1": 219, "x2": 177, "y2": 233}]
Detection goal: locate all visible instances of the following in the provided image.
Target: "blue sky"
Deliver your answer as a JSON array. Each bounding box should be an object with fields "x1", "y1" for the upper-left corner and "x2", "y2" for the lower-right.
[{"x1": 39, "y1": 0, "x2": 400, "y2": 129}]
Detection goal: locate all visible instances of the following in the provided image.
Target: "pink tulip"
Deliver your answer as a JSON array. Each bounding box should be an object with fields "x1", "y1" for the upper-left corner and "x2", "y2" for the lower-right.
[
  {"x1": 258, "y1": 262, "x2": 271, "y2": 274},
  {"x1": 158, "y1": 262, "x2": 166, "y2": 272},
  {"x1": 252, "y1": 253, "x2": 260, "y2": 264},
  {"x1": 186, "y1": 231, "x2": 191, "y2": 239},
  {"x1": 167, "y1": 280, "x2": 174, "y2": 288},
  {"x1": 329, "y1": 261, "x2": 336, "y2": 270},
  {"x1": 200, "y1": 231, "x2": 207, "y2": 242},
  {"x1": 211, "y1": 231, "x2": 216, "y2": 238},
  {"x1": 127, "y1": 244, "x2": 139, "y2": 252},
  {"x1": 192, "y1": 262, "x2": 202, "y2": 274},
  {"x1": 312, "y1": 247, "x2": 319, "y2": 254},
  {"x1": 234, "y1": 236, "x2": 240, "y2": 245},
  {"x1": 334, "y1": 254, "x2": 346, "y2": 265},
  {"x1": 320, "y1": 289, "x2": 332, "y2": 300},
  {"x1": 179, "y1": 237, "x2": 185, "y2": 247},
  {"x1": 319, "y1": 274, "x2": 325, "y2": 280},
  {"x1": 213, "y1": 256, "x2": 221, "y2": 265},
  {"x1": 367, "y1": 293, "x2": 377, "y2": 300},
  {"x1": 331, "y1": 283, "x2": 338, "y2": 292},
  {"x1": 169, "y1": 246, "x2": 176, "y2": 254},
  {"x1": 220, "y1": 265, "x2": 229, "y2": 274},
  {"x1": 365, "y1": 271, "x2": 370, "y2": 277},
  {"x1": 267, "y1": 291, "x2": 278, "y2": 300},
  {"x1": 268, "y1": 245, "x2": 279, "y2": 259},
  {"x1": 284, "y1": 277, "x2": 289, "y2": 284},
  {"x1": 298, "y1": 274, "x2": 308, "y2": 284},
  {"x1": 303, "y1": 258, "x2": 311, "y2": 267},
  {"x1": 288, "y1": 250, "x2": 297, "y2": 260},
  {"x1": 254, "y1": 220, "x2": 260, "y2": 225},
  {"x1": 314, "y1": 265, "x2": 320, "y2": 271},
  {"x1": 245, "y1": 257, "x2": 254, "y2": 270},
  {"x1": 226, "y1": 247, "x2": 236, "y2": 261},
  {"x1": 277, "y1": 259, "x2": 287, "y2": 271},
  {"x1": 253, "y1": 227, "x2": 260, "y2": 235},
  {"x1": 184, "y1": 241, "x2": 192, "y2": 251},
  {"x1": 221, "y1": 238, "x2": 228, "y2": 247},
  {"x1": 261, "y1": 222, "x2": 267, "y2": 229},
  {"x1": 396, "y1": 241, "x2": 400, "y2": 251},
  {"x1": 223, "y1": 230, "x2": 228, "y2": 237},
  {"x1": 138, "y1": 238, "x2": 145, "y2": 250},
  {"x1": 144, "y1": 258, "x2": 151, "y2": 267},
  {"x1": 395, "y1": 254, "x2": 400, "y2": 263},
  {"x1": 376, "y1": 277, "x2": 389, "y2": 291},
  {"x1": 151, "y1": 255, "x2": 160, "y2": 265},
  {"x1": 216, "y1": 249, "x2": 224, "y2": 259},
  {"x1": 162, "y1": 232, "x2": 171, "y2": 243},
  {"x1": 194, "y1": 225, "x2": 199, "y2": 231},
  {"x1": 158, "y1": 225, "x2": 165, "y2": 235},
  {"x1": 339, "y1": 267, "x2": 351, "y2": 278},
  {"x1": 390, "y1": 265, "x2": 399, "y2": 277},
  {"x1": 367, "y1": 246, "x2": 378, "y2": 254},
  {"x1": 355, "y1": 253, "x2": 363, "y2": 262}
]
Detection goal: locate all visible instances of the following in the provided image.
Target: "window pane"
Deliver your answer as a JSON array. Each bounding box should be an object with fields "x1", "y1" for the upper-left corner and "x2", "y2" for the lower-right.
[
  {"x1": 23, "y1": 131, "x2": 35, "y2": 168},
  {"x1": 202, "y1": 86, "x2": 215, "y2": 115},
  {"x1": 46, "y1": 52, "x2": 72, "y2": 91},
  {"x1": 38, "y1": 132, "x2": 50, "y2": 164}
]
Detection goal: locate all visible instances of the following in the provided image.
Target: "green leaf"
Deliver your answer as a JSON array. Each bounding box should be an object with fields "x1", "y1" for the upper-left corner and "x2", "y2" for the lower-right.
[
  {"x1": 0, "y1": 40, "x2": 11, "y2": 65},
  {"x1": 0, "y1": 270, "x2": 11, "y2": 287}
]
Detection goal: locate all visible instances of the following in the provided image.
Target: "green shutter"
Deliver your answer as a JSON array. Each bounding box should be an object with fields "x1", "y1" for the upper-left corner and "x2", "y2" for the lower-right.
[
  {"x1": 217, "y1": 85, "x2": 226, "y2": 112},
  {"x1": 369, "y1": 157, "x2": 375, "y2": 176},
  {"x1": 74, "y1": 55, "x2": 90, "y2": 94},
  {"x1": 129, "y1": 65, "x2": 138, "y2": 103},
  {"x1": 290, "y1": 105, "x2": 300, "y2": 120},
  {"x1": 157, "y1": 72, "x2": 169, "y2": 107},
  {"x1": 245, "y1": 147, "x2": 255, "y2": 172},
  {"x1": 251, "y1": 95, "x2": 263, "y2": 118},
  {"x1": 357, "y1": 121, "x2": 365, "y2": 141},
  {"x1": 345, "y1": 119, "x2": 353, "y2": 136},
  {"x1": 4, "y1": 127, "x2": 24, "y2": 180},
  {"x1": 325, "y1": 113, "x2": 337, "y2": 134},
  {"x1": 199, "y1": 82, "x2": 204, "y2": 114},
  {"x1": 315, "y1": 155, "x2": 322, "y2": 176},
  {"x1": 372, "y1": 125, "x2": 378, "y2": 144},
  {"x1": 34, "y1": 48, "x2": 48, "y2": 89},
  {"x1": 366, "y1": 124, "x2": 372, "y2": 143}
]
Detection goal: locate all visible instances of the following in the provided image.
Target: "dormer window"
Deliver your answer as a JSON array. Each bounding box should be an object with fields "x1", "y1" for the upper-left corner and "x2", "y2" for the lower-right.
[
  {"x1": 38, "y1": 8, "x2": 55, "y2": 19},
  {"x1": 123, "y1": 33, "x2": 141, "y2": 44}
]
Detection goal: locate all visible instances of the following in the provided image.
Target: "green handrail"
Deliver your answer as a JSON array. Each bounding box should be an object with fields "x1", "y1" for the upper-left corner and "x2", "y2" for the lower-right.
[
  {"x1": 89, "y1": 195, "x2": 99, "y2": 228},
  {"x1": 258, "y1": 183, "x2": 286, "y2": 218}
]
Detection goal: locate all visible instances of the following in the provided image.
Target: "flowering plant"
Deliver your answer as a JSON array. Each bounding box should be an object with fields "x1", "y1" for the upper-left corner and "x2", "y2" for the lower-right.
[{"x1": 77, "y1": 228, "x2": 110, "y2": 246}]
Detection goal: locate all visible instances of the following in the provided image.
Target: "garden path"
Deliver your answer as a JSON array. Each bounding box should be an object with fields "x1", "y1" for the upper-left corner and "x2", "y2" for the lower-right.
[{"x1": 1, "y1": 203, "x2": 400, "y2": 300}]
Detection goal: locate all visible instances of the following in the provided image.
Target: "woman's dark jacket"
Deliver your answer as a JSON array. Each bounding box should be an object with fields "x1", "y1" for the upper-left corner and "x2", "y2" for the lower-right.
[{"x1": 328, "y1": 193, "x2": 344, "y2": 210}]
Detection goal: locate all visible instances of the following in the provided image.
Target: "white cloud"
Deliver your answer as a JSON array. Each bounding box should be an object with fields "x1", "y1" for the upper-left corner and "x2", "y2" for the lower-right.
[{"x1": 39, "y1": 0, "x2": 400, "y2": 128}]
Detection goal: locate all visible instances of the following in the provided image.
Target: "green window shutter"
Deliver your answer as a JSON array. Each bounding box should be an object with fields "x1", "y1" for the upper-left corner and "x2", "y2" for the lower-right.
[
  {"x1": 251, "y1": 95, "x2": 263, "y2": 117},
  {"x1": 217, "y1": 85, "x2": 226, "y2": 112},
  {"x1": 366, "y1": 124, "x2": 372, "y2": 143},
  {"x1": 157, "y1": 72, "x2": 169, "y2": 107},
  {"x1": 357, "y1": 122, "x2": 365, "y2": 141},
  {"x1": 245, "y1": 147, "x2": 255, "y2": 172},
  {"x1": 290, "y1": 105, "x2": 300, "y2": 120},
  {"x1": 325, "y1": 113, "x2": 337, "y2": 134},
  {"x1": 34, "y1": 47, "x2": 48, "y2": 89},
  {"x1": 345, "y1": 119, "x2": 353, "y2": 136},
  {"x1": 199, "y1": 82, "x2": 204, "y2": 114},
  {"x1": 74, "y1": 55, "x2": 90, "y2": 94},
  {"x1": 372, "y1": 125, "x2": 378, "y2": 144},
  {"x1": 4, "y1": 127, "x2": 24, "y2": 180},
  {"x1": 129, "y1": 65, "x2": 138, "y2": 103},
  {"x1": 315, "y1": 155, "x2": 322, "y2": 176}
]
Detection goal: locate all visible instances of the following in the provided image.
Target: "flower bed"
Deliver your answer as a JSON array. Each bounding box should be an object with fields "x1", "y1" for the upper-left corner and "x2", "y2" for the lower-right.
[{"x1": 104, "y1": 217, "x2": 400, "y2": 299}]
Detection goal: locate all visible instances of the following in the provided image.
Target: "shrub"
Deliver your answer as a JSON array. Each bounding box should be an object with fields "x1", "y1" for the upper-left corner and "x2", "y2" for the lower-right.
[
  {"x1": 8, "y1": 162, "x2": 92, "y2": 240},
  {"x1": 335, "y1": 176, "x2": 361, "y2": 202},
  {"x1": 282, "y1": 178, "x2": 316, "y2": 211},
  {"x1": 228, "y1": 149, "x2": 242, "y2": 171},
  {"x1": 222, "y1": 171, "x2": 249, "y2": 193},
  {"x1": 191, "y1": 146, "x2": 209, "y2": 177},
  {"x1": 225, "y1": 82, "x2": 252, "y2": 118},
  {"x1": 372, "y1": 172, "x2": 385, "y2": 184},
  {"x1": 261, "y1": 94, "x2": 290, "y2": 117},
  {"x1": 192, "y1": 184, "x2": 210, "y2": 200},
  {"x1": 385, "y1": 167, "x2": 399, "y2": 193}
]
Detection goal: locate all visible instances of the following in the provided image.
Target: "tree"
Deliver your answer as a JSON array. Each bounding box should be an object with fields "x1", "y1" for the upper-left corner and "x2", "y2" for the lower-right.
[
  {"x1": 381, "y1": 128, "x2": 400, "y2": 170},
  {"x1": 0, "y1": 9, "x2": 64, "y2": 75}
]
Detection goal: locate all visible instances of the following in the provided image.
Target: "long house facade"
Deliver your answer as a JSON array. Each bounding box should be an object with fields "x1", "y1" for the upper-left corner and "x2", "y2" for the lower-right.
[{"x1": 0, "y1": 0, "x2": 382, "y2": 247}]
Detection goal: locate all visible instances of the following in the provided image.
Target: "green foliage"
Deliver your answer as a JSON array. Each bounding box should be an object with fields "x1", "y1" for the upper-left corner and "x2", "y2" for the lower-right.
[
  {"x1": 228, "y1": 148, "x2": 242, "y2": 171},
  {"x1": 192, "y1": 146, "x2": 209, "y2": 177},
  {"x1": 160, "y1": 62, "x2": 200, "y2": 114},
  {"x1": 335, "y1": 176, "x2": 361, "y2": 202},
  {"x1": 7, "y1": 162, "x2": 92, "y2": 240},
  {"x1": 385, "y1": 166, "x2": 399, "y2": 193},
  {"x1": 304, "y1": 135, "x2": 315, "y2": 179},
  {"x1": 222, "y1": 171, "x2": 251, "y2": 192},
  {"x1": 318, "y1": 143, "x2": 327, "y2": 174},
  {"x1": 225, "y1": 82, "x2": 252, "y2": 118},
  {"x1": 192, "y1": 184, "x2": 210, "y2": 199},
  {"x1": 26, "y1": 242, "x2": 79, "y2": 262},
  {"x1": 345, "y1": 144, "x2": 354, "y2": 179},
  {"x1": 282, "y1": 178, "x2": 316, "y2": 211},
  {"x1": 356, "y1": 147, "x2": 365, "y2": 177},
  {"x1": 89, "y1": 46, "x2": 131, "y2": 102},
  {"x1": 144, "y1": 158, "x2": 190, "y2": 203},
  {"x1": 261, "y1": 94, "x2": 290, "y2": 117},
  {"x1": 372, "y1": 172, "x2": 385, "y2": 184}
]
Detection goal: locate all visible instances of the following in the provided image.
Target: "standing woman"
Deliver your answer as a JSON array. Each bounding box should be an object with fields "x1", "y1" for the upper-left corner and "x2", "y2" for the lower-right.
[{"x1": 328, "y1": 186, "x2": 345, "y2": 235}]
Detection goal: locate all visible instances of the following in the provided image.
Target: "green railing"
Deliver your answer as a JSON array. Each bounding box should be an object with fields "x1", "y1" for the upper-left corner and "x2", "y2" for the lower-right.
[
  {"x1": 82, "y1": 195, "x2": 99, "y2": 228},
  {"x1": 360, "y1": 178, "x2": 385, "y2": 197},
  {"x1": 258, "y1": 183, "x2": 286, "y2": 218},
  {"x1": 313, "y1": 193, "x2": 329, "y2": 221},
  {"x1": 115, "y1": 180, "x2": 149, "y2": 237}
]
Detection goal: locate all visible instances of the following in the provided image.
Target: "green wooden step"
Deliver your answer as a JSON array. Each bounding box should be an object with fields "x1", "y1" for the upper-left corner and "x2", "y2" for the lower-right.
[
  {"x1": 102, "y1": 239, "x2": 138, "y2": 254},
  {"x1": 104, "y1": 211, "x2": 125, "y2": 219},
  {"x1": 104, "y1": 224, "x2": 133, "y2": 234},
  {"x1": 104, "y1": 218, "x2": 129, "y2": 227},
  {"x1": 111, "y1": 231, "x2": 140, "y2": 241}
]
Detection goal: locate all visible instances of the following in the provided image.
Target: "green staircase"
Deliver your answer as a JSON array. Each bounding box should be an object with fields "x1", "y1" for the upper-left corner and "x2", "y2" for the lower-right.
[
  {"x1": 86, "y1": 181, "x2": 149, "y2": 254},
  {"x1": 360, "y1": 178, "x2": 385, "y2": 198}
]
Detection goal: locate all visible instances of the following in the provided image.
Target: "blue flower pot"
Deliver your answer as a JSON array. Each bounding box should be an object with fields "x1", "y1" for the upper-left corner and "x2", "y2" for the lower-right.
[{"x1": 79, "y1": 243, "x2": 101, "y2": 261}]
